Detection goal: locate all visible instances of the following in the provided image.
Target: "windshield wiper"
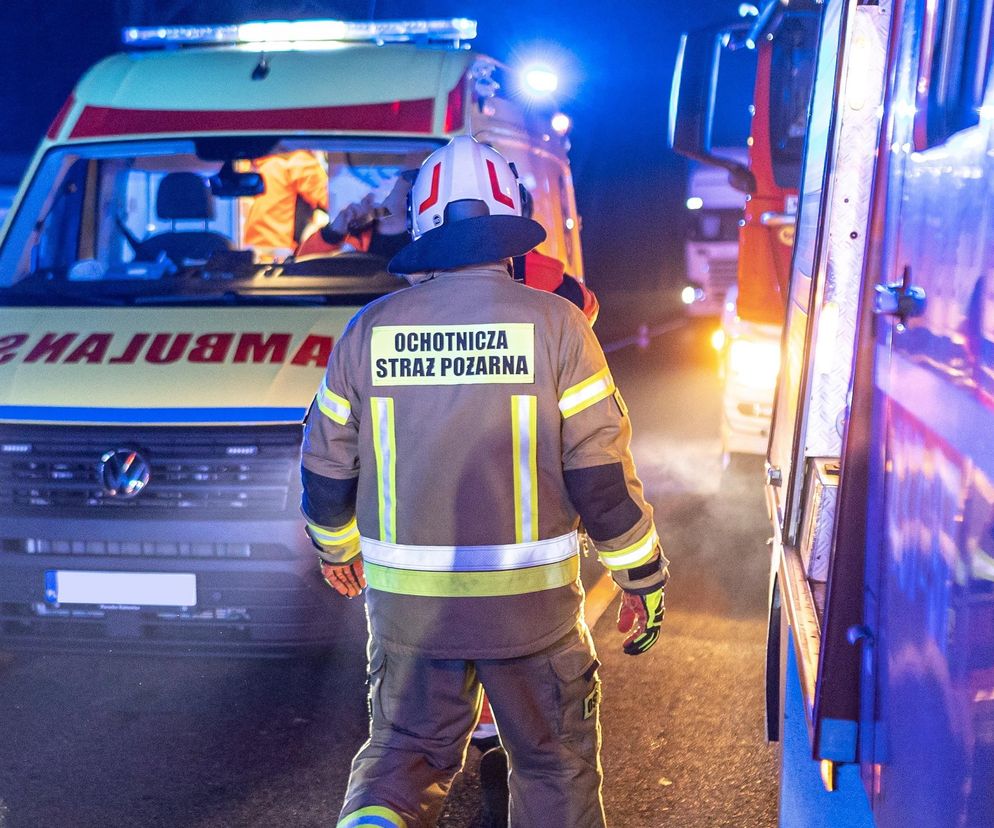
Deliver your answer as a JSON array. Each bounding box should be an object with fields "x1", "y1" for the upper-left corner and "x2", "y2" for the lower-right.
[{"x1": 132, "y1": 290, "x2": 330, "y2": 306}]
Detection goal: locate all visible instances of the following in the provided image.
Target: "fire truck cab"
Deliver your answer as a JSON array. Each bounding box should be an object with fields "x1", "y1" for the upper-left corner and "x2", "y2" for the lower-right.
[
  {"x1": 670, "y1": 0, "x2": 820, "y2": 459},
  {"x1": 0, "y1": 19, "x2": 584, "y2": 654}
]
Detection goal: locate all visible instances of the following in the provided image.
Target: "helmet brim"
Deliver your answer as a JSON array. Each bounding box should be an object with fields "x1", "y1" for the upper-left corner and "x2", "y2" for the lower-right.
[{"x1": 387, "y1": 215, "x2": 546, "y2": 275}]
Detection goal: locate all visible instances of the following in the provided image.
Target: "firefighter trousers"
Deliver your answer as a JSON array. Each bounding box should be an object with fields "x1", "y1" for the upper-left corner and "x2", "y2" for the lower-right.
[{"x1": 338, "y1": 621, "x2": 606, "y2": 828}]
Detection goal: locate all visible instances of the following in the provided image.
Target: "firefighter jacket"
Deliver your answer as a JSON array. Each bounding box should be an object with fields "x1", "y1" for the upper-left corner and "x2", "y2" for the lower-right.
[{"x1": 301, "y1": 263, "x2": 667, "y2": 659}]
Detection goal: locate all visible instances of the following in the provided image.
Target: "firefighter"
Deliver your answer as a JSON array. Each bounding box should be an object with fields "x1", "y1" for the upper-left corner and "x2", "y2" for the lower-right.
[{"x1": 301, "y1": 136, "x2": 668, "y2": 828}]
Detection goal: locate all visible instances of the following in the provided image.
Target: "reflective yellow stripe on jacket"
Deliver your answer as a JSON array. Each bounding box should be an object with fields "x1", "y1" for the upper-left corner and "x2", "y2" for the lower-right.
[
  {"x1": 361, "y1": 532, "x2": 580, "y2": 597},
  {"x1": 559, "y1": 367, "x2": 615, "y2": 418},
  {"x1": 317, "y1": 381, "x2": 351, "y2": 425},
  {"x1": 597, "y1": 528, "x2": 659, "y2": 571},
  {"x1": 307, "y1": 517, "x2": 360, "y2": 563},
  {"x1": 512, "y1": 395, "x2": 539, "y2": 543},
  {"x1": 371, "y1": 397, "x2": 397, "y2": 543}
]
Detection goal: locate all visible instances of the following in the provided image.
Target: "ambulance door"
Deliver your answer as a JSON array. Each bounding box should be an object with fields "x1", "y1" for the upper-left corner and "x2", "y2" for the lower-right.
[{"x1": 866, "y1": 0, "x2": 994, "y2": 822}]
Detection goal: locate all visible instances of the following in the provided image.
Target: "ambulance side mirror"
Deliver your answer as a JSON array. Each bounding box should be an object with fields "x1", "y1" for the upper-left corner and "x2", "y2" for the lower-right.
[{"x1": 669, "y1": 25, "x2": 757, "y2": 194}]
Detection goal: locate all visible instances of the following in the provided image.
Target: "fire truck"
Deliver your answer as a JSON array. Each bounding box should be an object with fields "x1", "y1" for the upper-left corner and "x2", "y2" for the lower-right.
[
  {"x1": 670, "y1": 0, "x2": 821, "y2": 458},
  {"x1": 0, "y1": 19, "x2": 585, "y2": 654},
  {"x1": 709, "y1": 0, "x2": 994, "y2": 822}
]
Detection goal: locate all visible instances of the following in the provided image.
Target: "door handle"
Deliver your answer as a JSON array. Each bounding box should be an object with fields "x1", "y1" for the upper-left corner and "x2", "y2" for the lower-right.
[
  {"x1": 759, "y1": 211, "x2": 796, "y2": 227},
  {"x1": 874, "y1": 264, "x2": 926, "y2": 327}
]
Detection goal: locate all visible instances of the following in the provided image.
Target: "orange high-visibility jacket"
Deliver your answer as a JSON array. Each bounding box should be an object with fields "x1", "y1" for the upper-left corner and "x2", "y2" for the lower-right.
[{"x1": 243, "y1": 151, "x2": 329, "y2": 251}]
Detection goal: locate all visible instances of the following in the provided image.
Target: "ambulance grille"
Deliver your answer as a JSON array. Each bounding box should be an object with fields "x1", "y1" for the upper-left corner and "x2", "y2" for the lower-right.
[{"x1": 0, "y1": 425, "x2": 302, "y2": 517}]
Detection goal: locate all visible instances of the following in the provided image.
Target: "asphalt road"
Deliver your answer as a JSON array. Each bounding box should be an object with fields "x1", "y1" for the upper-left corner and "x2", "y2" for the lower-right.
[{"x1": 0, "y1": 301, "x2": 778, "y2": 828}]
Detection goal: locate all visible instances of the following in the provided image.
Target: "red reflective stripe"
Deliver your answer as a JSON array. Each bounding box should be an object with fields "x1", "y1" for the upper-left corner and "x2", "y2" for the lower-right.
[
  {"x1": 486, "y1": 159, "x2": 515, "y2": 209},
  {"x1": 46, "y1": 94, "x2": 75, "y2": 140},
  {"x1": 443, "y1": 77, "x2": 466, "y2": 133},
  {"x1": 418, "y1": 163, "x2": 441, "y2": 214},
  {"x1": 68, "y1": 99, "x2": 435, "y2": 138}
]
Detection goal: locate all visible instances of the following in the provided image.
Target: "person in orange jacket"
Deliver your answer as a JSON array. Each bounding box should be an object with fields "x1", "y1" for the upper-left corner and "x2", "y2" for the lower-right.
[{"x1": 243, "y1": 151, "x2": 329, "y2": 254}]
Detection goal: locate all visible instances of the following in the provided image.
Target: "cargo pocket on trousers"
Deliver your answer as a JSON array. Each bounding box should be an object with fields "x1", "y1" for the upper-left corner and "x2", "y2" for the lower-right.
[{"x1": 550, "y1": 641, "x2": 602, "y2": 764}]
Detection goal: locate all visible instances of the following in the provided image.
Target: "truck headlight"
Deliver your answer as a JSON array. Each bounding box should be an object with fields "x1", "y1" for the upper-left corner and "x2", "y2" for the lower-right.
[{"x1": 728, "y1": 339, "x2": 780, "y2": 389}]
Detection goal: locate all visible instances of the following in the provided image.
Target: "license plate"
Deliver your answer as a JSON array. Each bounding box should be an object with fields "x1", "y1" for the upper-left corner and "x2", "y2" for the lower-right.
[{"x1": 44, "y1": 571, "x2": 197, "y2": 607}]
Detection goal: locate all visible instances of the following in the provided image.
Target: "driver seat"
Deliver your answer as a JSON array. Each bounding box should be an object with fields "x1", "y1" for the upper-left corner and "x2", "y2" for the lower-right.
[{"x1": 134, "y1": 172, "x2": 233, "y2": 263}]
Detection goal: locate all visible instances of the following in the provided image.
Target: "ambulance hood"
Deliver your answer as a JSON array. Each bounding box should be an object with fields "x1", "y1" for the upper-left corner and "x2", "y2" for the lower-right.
[{"x1": 0, "y1": 307, "x2": 358, "y2": 425}]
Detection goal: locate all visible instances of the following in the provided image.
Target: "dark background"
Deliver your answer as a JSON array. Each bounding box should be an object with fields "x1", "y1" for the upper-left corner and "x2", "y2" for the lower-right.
[{"x1": 0, "y1": 0, "x2": 752, "y2": 291}]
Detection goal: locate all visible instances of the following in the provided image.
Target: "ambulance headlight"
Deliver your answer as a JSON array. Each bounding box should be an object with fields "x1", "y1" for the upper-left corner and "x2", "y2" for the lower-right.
[{"x1": 728, "y1": 339, "x2": 780, "y2": 389}]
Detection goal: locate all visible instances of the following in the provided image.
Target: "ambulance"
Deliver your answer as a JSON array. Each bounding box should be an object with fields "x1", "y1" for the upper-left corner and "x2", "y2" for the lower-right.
[{"x1": 0, "y1": 19, "x2": 584, "y2": 653}]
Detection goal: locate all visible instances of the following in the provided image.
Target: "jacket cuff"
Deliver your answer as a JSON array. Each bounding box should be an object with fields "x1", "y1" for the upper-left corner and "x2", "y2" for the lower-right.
[
  {"x1": 316, "y1": 547, "x2": 361, "y2": 567},
  {"x1": 612, "y1": 555, "x2": 668, "y2": 595},
  {"x1": 303, "y1": 513, "x2": 361, "y2": 564}
]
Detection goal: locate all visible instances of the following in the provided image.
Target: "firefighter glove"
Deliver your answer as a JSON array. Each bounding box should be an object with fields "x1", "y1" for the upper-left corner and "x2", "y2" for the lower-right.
[
  {"x1": 617, "y1": 585, "x2": 665, "y2": 656},
  {"x1": 321, "y1": 559, "x2": 366, "y2": 598}
]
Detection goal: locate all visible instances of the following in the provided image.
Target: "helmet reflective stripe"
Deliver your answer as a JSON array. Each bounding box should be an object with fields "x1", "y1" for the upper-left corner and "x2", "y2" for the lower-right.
[
  {"x1": 486, "y1": 159, "x2": 515, "y2": 209},
  {"x1": 409, "y1": 135, "x2": 522, "y2": 240},
  {"x1": 417, "y1": 162, "x2": 441, "y2": 215}
]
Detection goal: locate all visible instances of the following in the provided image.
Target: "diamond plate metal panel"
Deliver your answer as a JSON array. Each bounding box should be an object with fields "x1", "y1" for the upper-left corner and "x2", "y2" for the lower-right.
[{"x1": 806, "y1": 4, "x2": 891, "y2": 458}]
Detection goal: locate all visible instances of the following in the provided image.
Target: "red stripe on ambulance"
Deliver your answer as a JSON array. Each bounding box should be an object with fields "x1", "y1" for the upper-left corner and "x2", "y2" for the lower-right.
[{"x1": 68, "y1": 99, "x2": 435, "y2": 138}]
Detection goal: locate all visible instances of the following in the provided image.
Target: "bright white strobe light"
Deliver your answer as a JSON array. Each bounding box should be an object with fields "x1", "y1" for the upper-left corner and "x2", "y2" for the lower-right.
[
  {"x1": 551, "y1": 112, "x2": 571, "y2": 134},
  {"x1": 522, "y1": 65, "x2": 559, "y2": 96},
  {"x1": 686, "y1": 196, "x2": 704, "y2": 211},
  {"x1": 681, "y1": 285, "x2": 698, "y2": 305}
]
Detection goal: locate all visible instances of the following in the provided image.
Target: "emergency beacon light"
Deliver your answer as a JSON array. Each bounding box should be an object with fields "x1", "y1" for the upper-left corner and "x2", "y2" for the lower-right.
[{"x1": 122, "y1": 18, "x2": 478, "y2": 49}]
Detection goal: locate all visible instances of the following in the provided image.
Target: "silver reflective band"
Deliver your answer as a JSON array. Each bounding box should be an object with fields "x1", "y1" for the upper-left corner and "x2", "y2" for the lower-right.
[
  {"x1": 512, "y1": 395, "x2": 538, "y2": 543},
  {"x1": 361, "y1": 531, "x2": 579, "y2": 572}
]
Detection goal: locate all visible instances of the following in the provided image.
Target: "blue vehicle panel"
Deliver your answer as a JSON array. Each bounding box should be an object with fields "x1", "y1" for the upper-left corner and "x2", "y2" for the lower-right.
[{"x1": 866, "y1": 0, "x2": 994, "y2": 823}]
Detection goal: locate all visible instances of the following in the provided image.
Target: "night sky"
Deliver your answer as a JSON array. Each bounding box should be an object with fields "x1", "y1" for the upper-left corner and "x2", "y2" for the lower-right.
[{"x1": 0, "y1": 0, "x2": 748, "y2": 291}]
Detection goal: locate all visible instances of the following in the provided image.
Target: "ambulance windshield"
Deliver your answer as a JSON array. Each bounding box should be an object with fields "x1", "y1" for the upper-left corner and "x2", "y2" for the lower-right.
[{"x1": 0, "y1": 137, "x2": 437, "y2": 305}]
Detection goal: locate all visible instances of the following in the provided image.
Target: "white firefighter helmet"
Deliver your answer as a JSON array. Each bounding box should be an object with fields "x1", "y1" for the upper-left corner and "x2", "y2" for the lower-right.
[{"x1": 388, "y1": 135, "x2": 545, "y2": 275}]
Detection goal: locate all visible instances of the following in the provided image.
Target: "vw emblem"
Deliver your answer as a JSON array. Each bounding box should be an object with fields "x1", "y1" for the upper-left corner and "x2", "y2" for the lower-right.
[{"x1": 98, "y1": 448, "x2": 151, "y2": 498}]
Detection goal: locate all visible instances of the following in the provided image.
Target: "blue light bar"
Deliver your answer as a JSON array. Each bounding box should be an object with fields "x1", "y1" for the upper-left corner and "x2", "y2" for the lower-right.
[{"x1": 122, "y1": 18, "x2": 478, "y2": 48}]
